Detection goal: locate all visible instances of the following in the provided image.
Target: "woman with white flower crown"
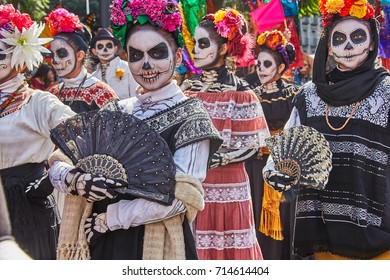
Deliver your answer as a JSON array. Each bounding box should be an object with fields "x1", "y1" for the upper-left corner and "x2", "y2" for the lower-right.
[{"x1": 0, "y1": 4, "x2": 75, "y2": 259}]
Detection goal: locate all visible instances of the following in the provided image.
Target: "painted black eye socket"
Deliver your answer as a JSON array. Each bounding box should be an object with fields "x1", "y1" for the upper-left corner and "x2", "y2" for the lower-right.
[
  {"x1": 128, "y1": 47, "x2": 144, "y2": 62},
  {"x1": 56, "y1": 48, "x2": 69, "y2": 59},
  {"x1": 97, "y1": 42, "x2": 113, "y2": 50},
  {"x1": 332, "y1": 31, "x2": 347, "y2": 47},
  {"x1": 350, "y1": 28, "x2": 368, "y2": 45},
  {"x1": 198, "y1": 37, "x2": 211, "y2": 49},
  {"x1": 264, "y1": 60, "x2": 273, "y2": 68},
  {"x1": 0, "y1": 53, "x2": 6, "y2": 61},
  {"x1": 147, "y1": 43, "x2": 169, "y2": 60}
]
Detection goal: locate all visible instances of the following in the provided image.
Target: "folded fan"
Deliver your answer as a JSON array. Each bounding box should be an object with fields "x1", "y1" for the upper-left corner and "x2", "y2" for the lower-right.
[
  {"x1": 50, "y1": 109, "x2": 176, "y2": 205},
  {"x1": 265, "y1": 125, "x2": 332, "y2": 190}
]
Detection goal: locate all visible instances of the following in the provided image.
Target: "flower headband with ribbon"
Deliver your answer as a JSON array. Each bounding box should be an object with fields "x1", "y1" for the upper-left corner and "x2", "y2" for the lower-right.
[
  {"x1": 319, "y1": 0, "x2": 375, "y2": 26},
  {"x1": 257, "y1": 30, "x2": 291, "y2": 67},
  {"x1": 110, "y1": 0, "x2": 183, "y2": 47},
  {"x1": 205, "y1": 8, "x2": 255, "y2": 65},
  {"x1": 0, "y1": 4, "x2": 52, "y2": 71}
]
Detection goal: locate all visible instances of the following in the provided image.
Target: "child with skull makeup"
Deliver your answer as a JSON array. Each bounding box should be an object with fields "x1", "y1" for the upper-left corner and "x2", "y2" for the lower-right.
[
  {"x1": 90, "y1": 28, "x2": 139, "y2": 100},
  {"x1": 46, "y1": 8, "x2": 119, "y2": 114},
  {"x1": 48, "y1": 0, "x2": 222, "y2": 260},
  {"x1": 181, "y1": 9, "x2": 270, "y2": 260},
  {"x1": 0, "y1": 4, "x2": 75, "y2": 259},
  {"x1": 263, "y1": 0, "x2": 390, "y2": 260},
  {"x1": 244, "y1": 30, "x2": 299, "y2": 260}
]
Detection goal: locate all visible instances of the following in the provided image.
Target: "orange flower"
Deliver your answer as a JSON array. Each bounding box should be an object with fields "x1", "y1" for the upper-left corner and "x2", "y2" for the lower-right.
[{"x1": 115, "y1": 68, "x2": 125, "y2": 79}]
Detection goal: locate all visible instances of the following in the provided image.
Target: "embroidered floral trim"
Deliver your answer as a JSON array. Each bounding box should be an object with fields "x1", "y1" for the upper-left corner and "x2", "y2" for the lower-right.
[
  {"x1": 305, "y1": 77, "x2": 390, "y2": 128},
  {"x1": 145, "y1": 98, "x2": 221, "y2": 150},
  {"x1": 52, "y1": 82, "x2": 116, "y2": 107}
]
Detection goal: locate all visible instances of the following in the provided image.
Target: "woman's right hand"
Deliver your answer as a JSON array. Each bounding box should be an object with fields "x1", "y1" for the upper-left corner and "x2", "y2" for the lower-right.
[{"x1": 65, "y1": 169, "x2": 127, "y2": 202}]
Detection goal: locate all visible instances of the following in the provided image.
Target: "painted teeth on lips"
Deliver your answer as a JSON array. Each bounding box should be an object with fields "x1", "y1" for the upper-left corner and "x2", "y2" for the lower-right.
[{"x1": 141, "y1": 72, "x2": 159, "y2": 78}]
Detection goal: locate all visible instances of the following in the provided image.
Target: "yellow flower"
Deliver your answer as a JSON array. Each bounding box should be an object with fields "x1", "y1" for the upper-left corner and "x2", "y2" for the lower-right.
[
  {"x1": 325, "y1": 0, "x2": 345, "y2": 14},
  {"x1": 231, "y1": 9, "x2": 239, "y2": 16},
  {"x1": 115, "y1": 68, "x2": 125, "y2": 79},
  {"x1": 214, "y1": 10, "x2": 226, "y2": 23},
  {"x1": 350, "y1": 4, "x2": 367, "y2": 18},
  {"x1": 257, "y1": 32, "x2": 268, "y2": 46},
  {"x1": 355, "y1": 0, "x2": 367, "y2": 5}
]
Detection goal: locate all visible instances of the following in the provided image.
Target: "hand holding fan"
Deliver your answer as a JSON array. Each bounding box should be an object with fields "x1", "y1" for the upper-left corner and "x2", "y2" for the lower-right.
[
  {"x1": 265, "y1": 125, "x2": 332, "y2": 190},
  {"x1": 50, "y1": 109, "x2": 176, "y2": 205}
]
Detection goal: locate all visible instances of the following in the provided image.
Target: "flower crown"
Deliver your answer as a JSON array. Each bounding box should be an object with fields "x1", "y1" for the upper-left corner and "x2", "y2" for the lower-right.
[
  {"x1": 0, "y1": 4, "x2": 52, "y2": 71},
  {"x1": 319, "y1": 0, "x2": 375, "y2": 26},
  {"x1": 45, "y1": 8, "x2": 83, "y2": 36},
  {"x1": 257, "y1": 30, "x2": 291, "y2": 67},
  {"x1": 110, "y1": 0, "x2": 183, "y2": 47},
  {"x1": 205, "y1": 8, "x2": 255, "y2": 65}
]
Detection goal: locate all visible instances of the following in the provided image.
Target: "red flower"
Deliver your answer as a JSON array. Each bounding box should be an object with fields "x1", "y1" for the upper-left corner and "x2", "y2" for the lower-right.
[
  {"x1": 224, "y1": 10, "x2": 241, "y2": 28},
  {"x1": 11, "y1": 12, "x2": 33, "y2": 31},
  {"x1": 364, "y1": 4, "x2": 374, "y2": 20}
]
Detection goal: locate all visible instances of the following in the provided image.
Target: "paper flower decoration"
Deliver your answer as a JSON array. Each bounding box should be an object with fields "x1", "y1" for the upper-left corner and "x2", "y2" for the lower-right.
[
  {"x1": 115, "y1": 68, "x2": 125, "y2": 79},
  {"x1": 319, "y1": 0, "x2": 375, "y2": 26}
]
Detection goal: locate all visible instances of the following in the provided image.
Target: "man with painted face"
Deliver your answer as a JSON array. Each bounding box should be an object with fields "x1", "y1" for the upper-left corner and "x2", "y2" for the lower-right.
[
  {"x1": 48, "y1": 0, "x2": 222, "y2": 260},
  {"x1": 0, "y1": 4, "x2": 75, "y2": 259},
  {"x1": 90, "y1": 28, "x2": 138, "y2": 100},
  {"x1": 182, "y1": 9, "x2": 270, "y2": 260},
  {"x1": 263, "y1": 0, "x2": 390, "y2": 260},
  {"x1": 46, "y1": 8, "x2": 118, "y2": 113},
  {"x1": 244, "y1": 30, "x2": 299, "y2": 260}
]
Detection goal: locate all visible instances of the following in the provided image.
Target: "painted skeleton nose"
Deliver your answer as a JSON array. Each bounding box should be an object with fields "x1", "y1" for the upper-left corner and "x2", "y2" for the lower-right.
[
  {"x1": 142, "y1": 62, "x2": 152, "y2": 70},
  {"x1": 104, "y1": 48, "x2": 108, "y2": 52},
  {"x1": 345, "y1": 41, "x2": 353, "y2": 50}
]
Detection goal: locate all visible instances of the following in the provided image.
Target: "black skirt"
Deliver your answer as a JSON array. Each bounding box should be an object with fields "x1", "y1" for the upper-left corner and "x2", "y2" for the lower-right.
[
  {"x1": 0, "y1": 163, "x2": 60, "y2": 260},
  {"x1": 90, "y1": 196, "x2": 198, "y2": 260}
]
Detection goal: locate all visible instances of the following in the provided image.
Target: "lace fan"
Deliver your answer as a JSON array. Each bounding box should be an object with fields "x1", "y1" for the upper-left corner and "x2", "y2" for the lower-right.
[
  {"x1": 265, "y1": 125, "x2": 332, "y2": 190},
  {"x1": 50, "y1": 109, "x2": 176, "y2": 205}
]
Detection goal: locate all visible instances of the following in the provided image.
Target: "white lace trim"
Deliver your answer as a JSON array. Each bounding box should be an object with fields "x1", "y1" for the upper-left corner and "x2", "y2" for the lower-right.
[
  {"x1": 203, "y1": 182, "x2": 251, "y2": 202},
  {"x1": 196, "y1": 228, "x2": 258, "y2": 250}
]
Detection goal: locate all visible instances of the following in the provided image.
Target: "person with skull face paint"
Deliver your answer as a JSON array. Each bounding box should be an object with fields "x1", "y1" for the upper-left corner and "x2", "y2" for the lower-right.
[
  {"x1": 181, "y1": 9, "x2": 270, "y2": 260},
  {"x1": 47, "y1": 0, "x2": 222, "y2": 260},
  {"x1": 263, "y1": 0, "x2": 390, "y2": 260},
  {"x1": 46, "y1": 8, "x2": 119, "y2": 114},
  {"x1": 0, "y1": 4, "x2": 75, "y2": 259},
  {"x1": 244, "y1": 30, "x2": 299, "y2": 260},
  {"x1": 90, "y1": 28, "x2": 139, "y2": 100}
]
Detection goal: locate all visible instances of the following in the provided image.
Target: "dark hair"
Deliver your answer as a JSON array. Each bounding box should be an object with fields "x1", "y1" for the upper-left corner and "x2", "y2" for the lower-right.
[
  {"x1": 54, "y1": 24, "x2": 92, "y2": 53},
  {"x1": 259, "y1": 42, "x2": 296, "y2": 74},
  {"x1": 32, "y1": 63, "x2": 58, "y2": 88}
]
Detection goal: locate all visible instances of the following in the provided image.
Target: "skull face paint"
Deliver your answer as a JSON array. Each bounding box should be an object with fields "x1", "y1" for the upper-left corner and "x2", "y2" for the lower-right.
[
  {"x1": 257, "y1": 51, "x2": 278, "y2": 84},
  {"x1": 95, "y1": 39, "x2": 116, "y2": 61},
  {"x1": 126, "y1": 29, "x2": 175, "y2": 92},
  {"x1": 50, "y1": 38, "x2": 76, "y2": 78},
  {"x1": 330, "y1": 18, "x2": 372, "y2": 71},
  {"x1": 193, "y1": 26, "x2": 219, "y2": 69},
  {"x1": 0, "y1": 41, "x2": 13, "y2": 83}
]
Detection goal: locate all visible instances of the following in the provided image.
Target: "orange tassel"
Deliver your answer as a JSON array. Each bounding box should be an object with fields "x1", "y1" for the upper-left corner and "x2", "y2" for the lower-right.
[{"x1": 259, "y1": 182, "x2": 284, "y2": 240}]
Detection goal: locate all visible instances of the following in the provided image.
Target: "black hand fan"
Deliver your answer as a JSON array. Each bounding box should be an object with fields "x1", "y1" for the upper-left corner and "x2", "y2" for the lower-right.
[
  {"x1": 265, "y1": 125, "x2": 332, "y2": 190},
  {"x1": 50, "y1": 109, "x2": 176, "y2": 205}
]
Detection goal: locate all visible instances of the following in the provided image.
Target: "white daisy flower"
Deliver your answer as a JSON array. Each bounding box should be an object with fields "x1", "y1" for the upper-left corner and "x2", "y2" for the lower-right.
[{"x1": 0, "y1": 22, "x2": 52, "y2": 71}]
